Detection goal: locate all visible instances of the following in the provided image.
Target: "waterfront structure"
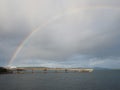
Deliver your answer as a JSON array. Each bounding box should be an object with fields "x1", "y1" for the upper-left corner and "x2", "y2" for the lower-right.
[{"x1": 15, "y1": 67, "x2": 93, "y2": 73}]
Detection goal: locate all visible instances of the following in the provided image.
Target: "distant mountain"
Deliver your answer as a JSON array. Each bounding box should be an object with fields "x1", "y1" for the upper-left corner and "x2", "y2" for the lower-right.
[{"x1": 93, "y1": 67, "x2": 110, "y2": 70}]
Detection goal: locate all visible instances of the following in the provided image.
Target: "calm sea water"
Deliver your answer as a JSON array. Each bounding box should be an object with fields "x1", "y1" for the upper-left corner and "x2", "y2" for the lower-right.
[{"x1": 0, "y1": 70, "x2": 120, "y2": 90}]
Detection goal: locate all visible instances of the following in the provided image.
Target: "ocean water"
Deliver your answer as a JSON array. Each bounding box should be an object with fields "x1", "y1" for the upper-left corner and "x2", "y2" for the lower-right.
[{"x1": 0, "y1": 70, "x2": 120, "y2": 90}]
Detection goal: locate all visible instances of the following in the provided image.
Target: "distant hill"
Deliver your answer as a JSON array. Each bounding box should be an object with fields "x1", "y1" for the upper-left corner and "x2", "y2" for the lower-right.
[
  {"x1": 93, "y1": 67, "x2": 111, "y2": 70},
  {"x1": 74, "y1": 67, "x2": 111, "y2": 70}
]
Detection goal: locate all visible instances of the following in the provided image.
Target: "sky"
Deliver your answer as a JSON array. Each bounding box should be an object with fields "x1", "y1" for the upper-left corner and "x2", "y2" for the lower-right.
[{"x1": 0, "y1": 0, "x2": 120, "y2": 68}]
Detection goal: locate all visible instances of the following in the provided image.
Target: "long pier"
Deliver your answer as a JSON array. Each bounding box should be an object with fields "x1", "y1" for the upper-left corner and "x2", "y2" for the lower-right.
[{"x1": 12, "y1": 67, "x2": 93, "y2": 73}]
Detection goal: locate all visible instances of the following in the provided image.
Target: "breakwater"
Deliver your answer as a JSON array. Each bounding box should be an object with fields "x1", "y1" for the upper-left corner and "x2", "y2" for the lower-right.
[{"x1": 7, "y1": 67, "x2": 93, "y2": 74}]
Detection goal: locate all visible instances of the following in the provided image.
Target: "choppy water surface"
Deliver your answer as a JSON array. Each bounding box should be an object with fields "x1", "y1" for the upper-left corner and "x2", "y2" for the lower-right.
[{"x1": 0, "y1": 70, "x2": 120, "y2": 90}]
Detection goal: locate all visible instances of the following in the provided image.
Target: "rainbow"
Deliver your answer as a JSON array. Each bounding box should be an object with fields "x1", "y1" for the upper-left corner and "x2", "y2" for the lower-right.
[{"x1": 7, "y1": 6, "x2": 120, "y2": 66}]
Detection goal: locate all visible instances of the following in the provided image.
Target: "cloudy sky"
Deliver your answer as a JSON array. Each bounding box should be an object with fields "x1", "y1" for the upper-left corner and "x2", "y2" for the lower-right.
[{"x1": 0, "y1": 0, "x2": 120, "y2": 68}]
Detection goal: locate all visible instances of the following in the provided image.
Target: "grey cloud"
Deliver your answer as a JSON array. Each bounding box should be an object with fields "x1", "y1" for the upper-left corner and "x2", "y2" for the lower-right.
[
  {"x1": 0, "y1": 0, "x2": 120, "y2": 68},
  {"x1": 17, "y1": 8, "x2": 120, "y2": 61}
]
